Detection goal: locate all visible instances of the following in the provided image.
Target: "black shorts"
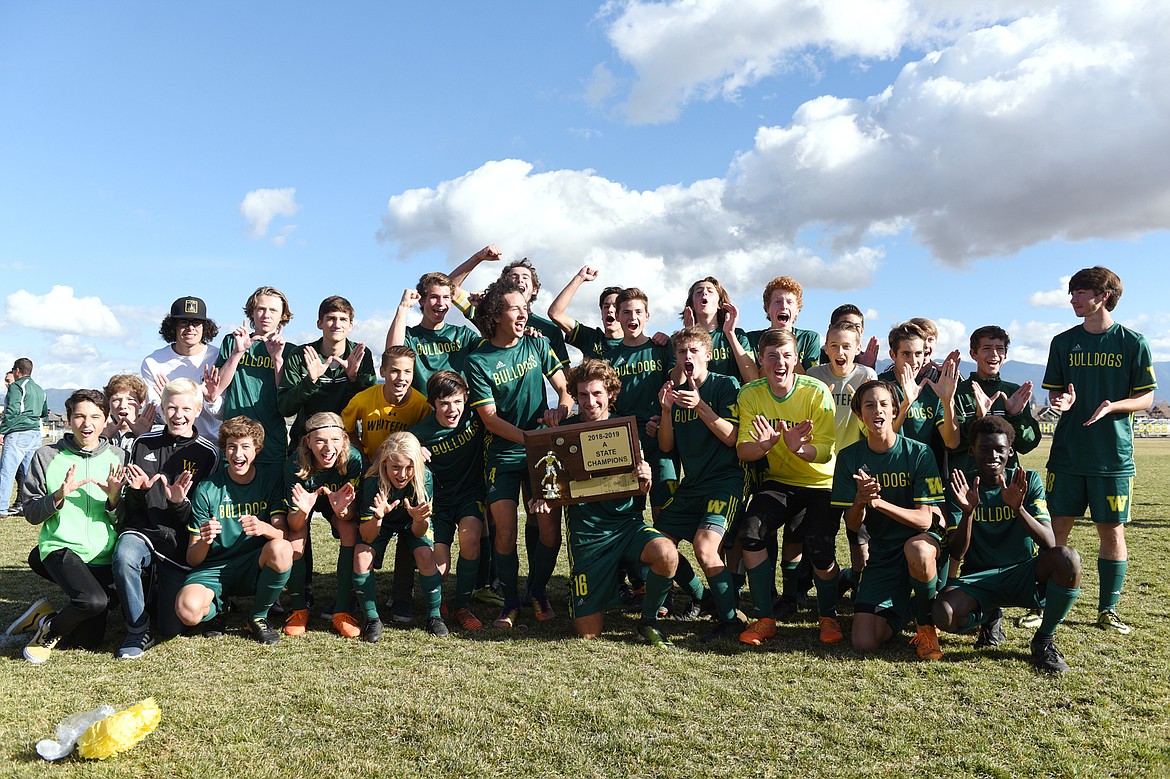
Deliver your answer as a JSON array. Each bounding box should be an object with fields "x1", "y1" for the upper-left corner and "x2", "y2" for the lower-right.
[{"x1": 739, "y1": 481, "x2": 838, "y2": 566}]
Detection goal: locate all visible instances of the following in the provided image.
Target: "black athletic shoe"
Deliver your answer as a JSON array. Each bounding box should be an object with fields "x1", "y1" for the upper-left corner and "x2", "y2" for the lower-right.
[
  {"x1": 1031, "y1": 635, "x2": 1069, "y2": 674},
  {"x1": 701, "y1": 617, "x2": 746, "y2": 644},
  {"x1": 390, "y1": 599, "x2": 414, "y2": 624},
  {"x1": 774, "y1": 594, "x2": 800, "y2": 620},
  {"x1": 249, "y1": 617, "x2": 281, "y2": 645},
  {"x1": 618, "y1": 582, "x2": 643, "y2": 613},
  {"x1": 364, "y1": 618, "x2": 384, "y2": 644},
  {"x1": 671, "y1": 597, "x2": 703, "y2": 621},
  {"x1": 975, "y1": 608, "x2": 1005, "y2": 648},
  {"x1": 203, "y1": 613, "x2": 227, "y2": 638},
  {"x1": 426, "y1": 616, "x2": 450, "y2": 637}
]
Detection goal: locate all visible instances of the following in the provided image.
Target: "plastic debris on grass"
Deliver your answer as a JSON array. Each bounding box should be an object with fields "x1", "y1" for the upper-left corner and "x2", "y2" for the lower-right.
[{"x1": 37, "y1": 698, "x2": 161, "y2": 761}]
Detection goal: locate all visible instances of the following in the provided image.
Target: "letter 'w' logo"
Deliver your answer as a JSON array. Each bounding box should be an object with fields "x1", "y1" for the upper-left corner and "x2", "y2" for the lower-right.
[
  {"x1": 1106, "y1": 495, "x2": 1129, "y2": 512},
  {"x1": 707, "y1": 500, "x2": 727, "y2": 514}
]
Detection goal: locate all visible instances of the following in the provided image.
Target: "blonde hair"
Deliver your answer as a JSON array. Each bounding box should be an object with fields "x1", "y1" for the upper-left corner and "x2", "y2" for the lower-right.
[
  {"x1": 162, "y1": 377, "x2": 203, "y2": 413},
  {"x1": 366, "y1": 431, "x2": 429, "y2": 504},
  {"x1": 295, "y1": 412, "x2": 351, "y2": 480}
]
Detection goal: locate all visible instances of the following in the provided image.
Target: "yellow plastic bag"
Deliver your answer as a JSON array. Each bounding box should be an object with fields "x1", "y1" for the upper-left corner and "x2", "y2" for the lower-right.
[{"x1": 76, "y1": 698, "x2": 161, "y2": 760}]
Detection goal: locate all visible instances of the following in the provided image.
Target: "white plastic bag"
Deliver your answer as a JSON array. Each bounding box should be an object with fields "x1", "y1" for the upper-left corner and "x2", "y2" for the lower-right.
[{"x1": 36, "y1": 705, "x2": 115, "y2": 761}]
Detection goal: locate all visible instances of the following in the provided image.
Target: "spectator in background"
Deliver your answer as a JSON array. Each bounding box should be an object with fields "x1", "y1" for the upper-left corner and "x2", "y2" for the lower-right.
[{"x1": 0, "y1": 358, "x2": 48, "y2": 518}]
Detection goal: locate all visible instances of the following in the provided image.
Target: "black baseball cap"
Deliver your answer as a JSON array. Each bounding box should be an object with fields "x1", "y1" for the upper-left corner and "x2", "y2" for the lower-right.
[{"x1": 170, "y1": 296, "x2": 210, "y2": 321}]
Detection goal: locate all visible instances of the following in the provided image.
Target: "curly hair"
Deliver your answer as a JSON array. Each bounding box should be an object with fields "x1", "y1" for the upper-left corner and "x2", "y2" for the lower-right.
[
  {"x1": 474, "y1": 279, "x2": 525, "y2": 339},
  {"x1": 762, "y1": 276, "x2": 804, "y2": 314},
  {"x1": 669, "y1": 326, "x2": 713, "y2": 356},
  {"x1": 567, "y1": 359, "x2": 622, "y2": 409},
  {"x1": 969, "y1": 414, "x2": 1016, "y2": 446},
  {"x1": 104, "y1": 374, "x2": 148, "y2": 405},
  {"x1": 159, "y1": 315, "x2": 220, "y2": 345},
  {"x1": 219, "y1": 415, "x2": 266, "y2": 452},
  {"x1": 499, "y1": 258, "x2": 541, "y2": 302},
  {"x1": 416, "y1": 271, "x2": 455, "y2": 298}
]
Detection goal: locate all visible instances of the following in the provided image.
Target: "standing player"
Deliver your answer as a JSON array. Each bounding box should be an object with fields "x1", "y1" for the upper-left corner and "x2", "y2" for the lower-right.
[
  {"x1": 175, "y1": 416, "x2": 292, "y2": 645},
  {"x1": 876, "y1": 322, "x2": 960, "y2": 470},
  {"x1": 141, "y1": 296, "x2": 223, "y2": 441},
  {"x1": 679, "y1": 277, "x2": 757, "y2": 382},
  {"x1": 386, "y1": 270, "x2": 484, "y2": 395},
  {"x1": 1042, "y1": 266, "x2": 1156, "y2": 634},
  {"x1": 409, "y1": 371, "x2": 488, "y2": 631},
  {"x1": 832, "y1": 380, "x2": 948, "y2": 659},
  {"x1": 745, "y1": 276, "x2": 821, "y2": 371},
  {"x1": 933, "y1": 416, "x2": 1082, "y2": 673},
  {"x1": 0, "y1": 358, "x2": 47, "y2": 517},
  {"x1": 735, "y1": 329, "x2": 840, "y2": 646},
  {"x1": 211, "y1": 286, "x2": 295, "y2": 472},
  {"x1": 656, "y1": 327, "x2": 746, "y2": 641},
  {"x1": 465, "y1": 279, "x2": 573, "y2": 628},
  {"x1": 822, "y1": 304, "x2": 881, "y2": 369},
  {"x1": 547, "y1": 265, "x2": 624, "y2": 359},
  {"x1": 808, "y1": 322, "x2": 877, "y2": 599}
]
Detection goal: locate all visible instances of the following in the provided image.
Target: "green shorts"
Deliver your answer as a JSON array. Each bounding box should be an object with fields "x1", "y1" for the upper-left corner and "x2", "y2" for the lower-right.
[
  {"x1": 485, "y1": 457, "x2": 528, "y2": 506},
  {"x1": 567, "y1": 521, "x2": 664, "y2": 618},
  {"x1": 367, "y1": 522, "x2": 434, "y2": 568},
  {"x1": 946, "y1": 557, "x2": 1043, "y2": 618},
  {"x1": 183, "y1": 546, "x2": 265, "y2": 621},
  {"x1": 432, "y1": 497, "x2": 485, "y2": 546},
  {"x1": 1045, "y1": 471, "x2": 1132, "y2": 524},
  {"x1": 854, "y1": 537, "x2": 945, "y2": 630},
  {"x1": 655, "y1": 477, "x2": 744, "y2": 543}
]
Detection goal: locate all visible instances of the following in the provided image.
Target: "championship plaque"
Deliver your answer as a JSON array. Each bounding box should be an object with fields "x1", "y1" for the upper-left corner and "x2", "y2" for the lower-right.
[{"x1": 525, "y1": 416, "x2": 642, "y2": 507}]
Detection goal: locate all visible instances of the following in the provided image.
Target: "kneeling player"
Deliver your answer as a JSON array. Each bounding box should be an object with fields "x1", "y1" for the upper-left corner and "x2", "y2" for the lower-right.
[
  {"x1": 537, "y1": 359, "x2": 677, "y2": 645},
  {"x1": 176, "y1": 416, "x2": 293, "y2": 645},
  {"x1": 832, "y1": 381, "x2": 948, "y2": 660},
  {"x1": 933, "y1": 417, "x2": 1081, "y2": 673}
]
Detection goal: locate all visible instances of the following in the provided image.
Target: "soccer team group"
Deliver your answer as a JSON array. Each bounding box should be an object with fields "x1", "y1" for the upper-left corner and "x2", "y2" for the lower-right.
[{"x1": 3, "y1": 252, "x2": 1156, "y2": 674}]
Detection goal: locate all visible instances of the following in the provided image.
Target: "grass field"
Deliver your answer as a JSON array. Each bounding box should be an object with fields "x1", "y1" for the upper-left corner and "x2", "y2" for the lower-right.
[{"x1": 2, "y1": 439, "x2": 1169, "y2": 777}]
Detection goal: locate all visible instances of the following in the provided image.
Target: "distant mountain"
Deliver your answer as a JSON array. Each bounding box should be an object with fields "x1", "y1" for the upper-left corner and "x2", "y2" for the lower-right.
[{"x1": 866, "y1": 361, "x2": 1169, "y2": 402}]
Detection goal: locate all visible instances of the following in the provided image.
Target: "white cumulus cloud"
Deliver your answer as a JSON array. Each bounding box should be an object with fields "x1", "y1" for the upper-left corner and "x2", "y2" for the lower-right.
[
  {"x1": 239, "y1": 187, "x2": 300, "y2": 240},
  {"x1": 47, "y1": 334, "x2": 101, "y2": 362},
  {"x1": 1028, "y1": 276, "x2": 1072, "y2": 307},
  {"x1": 4, "y1": 286, "x2": 123, "y2": 337}
]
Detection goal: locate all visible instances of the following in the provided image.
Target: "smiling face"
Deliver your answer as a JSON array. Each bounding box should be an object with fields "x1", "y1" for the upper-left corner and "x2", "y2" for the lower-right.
[
  {"x1": 495, "y1": 291, "x2": 529, "y2": 342},
  {"x1": 109, "y1": 391, "x2": 140, "y2": 427},
  {"x1": 175, "y1": 318, "x2": 205, "y2": 350},
  {"x1": 421, "y1": 284, "x2": 452, "y2": 327},
  {"x1": 760, "y1": 342, "x2": 799, "y2": 396},
  {"x1": 823, "y1": 329, "x2": 860, "y2": 377},
  {"x1": 509, "y1": 266, "x2": 535, "y2": 302},
  {"x1": 617, "y1": 299, "x2": 649, "y2": 339},
  {"x1": 766, "y1": 289, "x2": 800, "y2": 330},
  {"x1": 308, "y1": 427, "x2": 346, "y2": 470},
  {"x1": 433, "y1": 392, "x2": 465, "y2": 429},
  {"x1": 318, "y1": 310, "x2": 353, "y2": 346},
  {"x1": 891, "y1": 336, "x2": 926, "y2": 376},
  {"x1": 599, "y1": 292, "x2": 620, "y2": 336},
  {"x1": 858, "y1": 385, "x2": 896, "y2": 438},
  {"x1": 224, "y1": 436, "x2": 258, "y2": 481},
  {"x1": 381, "y1": 356, "x2": 415, "y2": 404},
  {"x1": 971, "y1": 336, "x2": 1008, "y2": 379},
  {"x1": 383, "y1": 452, "x2": 415, "y2": 490},
  {"x1": 251, "y1": 294, "x2": 285, "y2": 336},
  {"x1": 973, "y1": 431, "x2": 1012, "y2": 482},
  {"x1": 1070, "y1": 288, "x2": 1109, "y2": 320},
  {"x1": 163, "y1": 392, "x2": 199, "y2": 438},
  {"x1": 70, "y1": 400, "x2": 108, "y2": 450},
  {"x1": 576, "y1": 379, "x2": 612, "y2": 422}
]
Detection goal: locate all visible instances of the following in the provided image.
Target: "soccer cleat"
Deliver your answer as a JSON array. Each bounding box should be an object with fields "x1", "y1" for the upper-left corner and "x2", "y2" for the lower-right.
[
  {"x1": 283, "y1": 608, "x2": 309, "y2": 637},
  {"x1": 115, "y1": 631, "x2": 156, "y2": 660},
  {"x1": 818, "y1": 616, "x2": 844, "y2": 644},
  {"x1": 390, "y1": 599, "x2": 414, "y2": 624},
  {"x1": 5, "y1": 597, "x2": 53, "y2": 636},
  {"x1": 975, "y1": 609, "x2": 1005, "y2": 648},
  {"x1": 1031, "y1": 635, "x2": 1070, "y2": 673},
  {"x1": 671, "y1": 597, "x2": 703, "y2": 622},
  {"x1": 473, "y1": 584, "x2": 505, "y2": 607},
  {"x1": 619, "y1": 583, "x2": 644, "y2": 613},
  {"x1": 23, "y1": 614, "x2": 59, "y2": 664},
  {"x1": 702, "y1": 617, "x2": 746, "y2": 644},
  {"x1": 364, "y1": 618, "x2": 384, "y2": 644},
  {"x1": 452, "y1": 607, "x2": 483, "y2": 631},
  {"x1": 531, "y1": 591, "x2": 556, "y2": 622},
  {"x1": 426, "y1": 616, "x2": 449, "y2": 637},
  {"x1": 250, "y1": 617, "x2": 281, "y2": 645},
  {"x1": 493, "y1": 604, "x2": 520, "y2": 629},
  {"x1": 1097, "y1": 609, "x2": 1131, "y2": 635},
  {"x1": 657, "y1": 590, "x2": 674, "y2": 618},
  {"x1": 332, "y1": 612, "x2": 362, "y2": 639},
  {"x1": 739, "y1": 617, "x2": 778, "y2": 646},
  {"x1": 774, "y1": 594, "x2": 800, "y2": 620},
  {"x1": 637, "y1": 622, "x2": 674, "y2": 649},
  {"x1": 202, "y1": 613, "x2": 226, "y2": 638},
  {"x1": 1017, "y1": 608, "x2": 1044, "y2": 629},
  {"x1": 910, "y1": 624, "x2": 943, "y2": 661}
]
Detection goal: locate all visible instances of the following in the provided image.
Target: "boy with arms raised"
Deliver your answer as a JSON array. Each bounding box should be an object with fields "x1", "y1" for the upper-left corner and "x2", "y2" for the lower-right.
[
  {"x1": 531, "y1": 359, "x2": 677, "y2": 646},
  {"x1": 735, "y1": 329, "x2": 840, "y2": 646},
  {"x1": 113, "y1": 378, "x2": 219, "y2": 658},
  {"x1": 141, "y1": 296, "x2": 223, "y2": 440},
  {"x1": 833, "y1": 380, "x2": 948, "y2": 659},
  {"x1": 211, "y1": 286, "x2": 296, "y2": 471},
  {"x1": 656, "y1": 327, "x2": 745, "y2": 641},
  {"x1": 547, "y1": 265, "x2": 624, "y2": 359},
  {"x1": 409, "y1": 371, "x2": 488, "y2": 631},
  {"x1": 102, "y1": 374, "x2": 155, "y2": 453},
  {"x1": 679, "y1": 277, "x2": 757, "y2": 382},
  {"x1": 1042, "y1": 266, "x2": 1156, "y2": 634},
  {"x1": 465, "y1": 279, "x2": 573, "y2": 628},
  {"x1": 176, "y1": 416, "x2": 292, "y2": 645},
  {"x1": 933, "y1": 416, "x2": 1081, "y2": 672},
  {"x1": 876, "y1": 321, "x2": 960, "y2": 469},
  {"x1": 21, "y1": 389, "x2": 128, "y2": 662}
]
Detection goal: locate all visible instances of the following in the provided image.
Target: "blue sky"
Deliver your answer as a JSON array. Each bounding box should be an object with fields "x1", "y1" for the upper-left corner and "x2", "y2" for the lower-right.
[{"x1": 2, "y1": 2, "x2": 1167, "y2": 389}]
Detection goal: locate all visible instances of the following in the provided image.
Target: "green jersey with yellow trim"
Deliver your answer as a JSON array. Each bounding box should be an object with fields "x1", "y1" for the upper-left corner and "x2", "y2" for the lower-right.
[
  {"x1": 465, "y1": 336, "x2": 562, "y2": 461},
  {"x1": 409, "y1": 412, "x2": 485, "y2": 505},
  {"x1": 216, "y1": 334, "x2": 296, "y2": 466},
  {"x1": 359, "y1": 468, "x2": 434, "y2": 536},
  {"x1": 605, "y1": 339, "x2": 673, "y2": 426},
  {"x1": 189, "y1": 463, "x2": 286, "y2": 565},
  {"x1": 1043, "y1": 322, "x2": 1157, "y2": 476},
  {"x1": 528, "y1": 312, "x2": 571, "y2": 370},
  {"x1": 951, "y1": 374, "x2": 1041, "y2": 474},
  {"x1": 746, "y1": 327, "x2": 821, "y2": 370},
  {"x1": 736, "y1": 375, "x2": 836, "y2": 489},
  {"x1": 668, "y1": 371, "x2": 742, "y2": 487},
  {"x1": 831, "y1": 436, "x2": 945, "y2": 553},
  {"x1": 404, "y1": 322, "x2": 482, "y2": 394},
  {"x1": 282, "y1": 445, "x2": 364, "y2": 520},
  {"x1": 948, "y1": 467, "x2": 1049, "y2": 573},
  {"x1": 567, "y1": 322, "x2": 623, "y2": 359},
  {"x1": 707, "y1": 328, "x2": 753, "y2": 382},
  {"x1": 277, "y1": 339, "x2": 377, "y2": 451},
  {"x1": 876, "y1": 368, "x2": 946, "y2": 448}
]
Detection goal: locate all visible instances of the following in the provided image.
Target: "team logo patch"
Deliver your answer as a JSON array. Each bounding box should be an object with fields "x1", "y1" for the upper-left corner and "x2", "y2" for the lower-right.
[
  {"x1": 1072, "y1": 343, "x2": 1083, "y2": 352},
  {"x1": 184, "y1": 299, "x2": 199, "y2": 314},
  {"x1": 495, "y1": 361, "x2": 506, "y2": 369},
  {"x1": 144, "y1": 453, "x2": 157, "y2": 462}
]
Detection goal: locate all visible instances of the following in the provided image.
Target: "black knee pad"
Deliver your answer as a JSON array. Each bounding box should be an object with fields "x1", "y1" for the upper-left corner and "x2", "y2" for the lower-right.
[{"x1": 738, "y1": 513, "x2": 769, "y2": 552}]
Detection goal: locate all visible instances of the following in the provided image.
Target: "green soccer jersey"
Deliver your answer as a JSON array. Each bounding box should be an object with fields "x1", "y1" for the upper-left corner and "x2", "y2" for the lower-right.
[
  {"x1": 951, "y1": 374, "x2": 1041, "y2": 473},
  {"x1": 736, "y1": 375, "x2": 836, "y2": 489},
  {"x1": 560, "y1": 413, "x2": 643, "y2": 537},
  {"x1": 528, "y1": 312, "x2": 571, "y2": 370},
  {"x1": 746, "y1": 327, "x2": 821, "y2": 370},
  {"x1": 359, "y1": 468, "x2": 434, "y2": 535},
  {"x1": 404, "y1": 322, "x2": 482, "y2": 394},
  {"x1": 216, "y1": 334, "x2": 296, "y2": 466},
  {"x1": 707, "y1": 328, "x2": 753, "y2": 382},
  {"x1": 876, "y1": 368, "x2": 946, "y2": 449},
  {"x1": 668, "y1": 371, "x2": 741, "y2": 487},
  {"x1": 189, "y1": 463, "x2": 286, "y2": 566},
  {"x1": 948, "y1": 467, "x2": 1049, "y2": 573},
  {"x1": 831, "y1": 436, "x2": 945, "y2": 553},
  {"x1": 567, "y1": 322, "x2": 623, "y2": 360},
  {"x1": 409, "y1": 412, "x2": 485, "y2": 506},
  {"x1": 282, "y1": 445, "x2": 364, "y2": 519},
  {"x1": 1043, "y1": 322, "x2": 1157, "y2": 476},
  {"x1": 605, "y1": 339, "x2": 673, "y2": 426},
  {"x1": 277, "y1": 339, "x2": 377, "y2": 451},
  {"x1": 465, "y1": 336, "x2": 563, "y2": 462}
]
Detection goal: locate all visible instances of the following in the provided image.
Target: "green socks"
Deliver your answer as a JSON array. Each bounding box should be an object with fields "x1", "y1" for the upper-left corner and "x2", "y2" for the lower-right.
[
  {"x1": 780, "y1": 560, "x2": 800, "y2": 601},
  {"x1": 334, "y1": 546, "x2": 355, "y2": 613},
  {"x1": 252, "y1": 564, "x2": 292, "y2": 620},
  {"x1": 814, "y1": 573, "x2": 838, "y2": 618},
  {"x1": 1039, "y1": 583, "x2": 1081, "y2": 637},
  {"x1": 642, "y1": 569, "x2": 673, "y2": 623},
  {"x1": 497, "y1": 549, "x2": 520, "y2": 602},
  {"x1": 708, "y1": 569, "x2": 737, "y2": 622},
  {"x1": 746, "y1": 560, "x2": 776, "y2": 620},
  {"x1": 911, "y1": 574, "x2": 938, "y2": 626},
  {"x1": 285, "y1": 557, "x2": 307, "y2": 610},
  {"x1": 454, "y1": 555, "x2": 480, "y2": 609},
  {"x1": 528, "y1": 538, "x2": 561, "y2": 594},
  {"x1": 352, "y1": 570, "x2": 379, "y2": 620},
  {"x1": 674, "y1": 555, "x2": 706, "y2": 601},
  {"x1": 420, "y1": 572, "x2": 443, "y2": 618},
  {"x1": 1097, "y1": 558, "x2": 1126, "y2": 613}
]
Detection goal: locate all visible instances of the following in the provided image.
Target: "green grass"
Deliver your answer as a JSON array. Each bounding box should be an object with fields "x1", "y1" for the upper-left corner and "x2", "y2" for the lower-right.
[{"x1": 2, "y1": 440, "x2": 1170, "y2": 776}]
